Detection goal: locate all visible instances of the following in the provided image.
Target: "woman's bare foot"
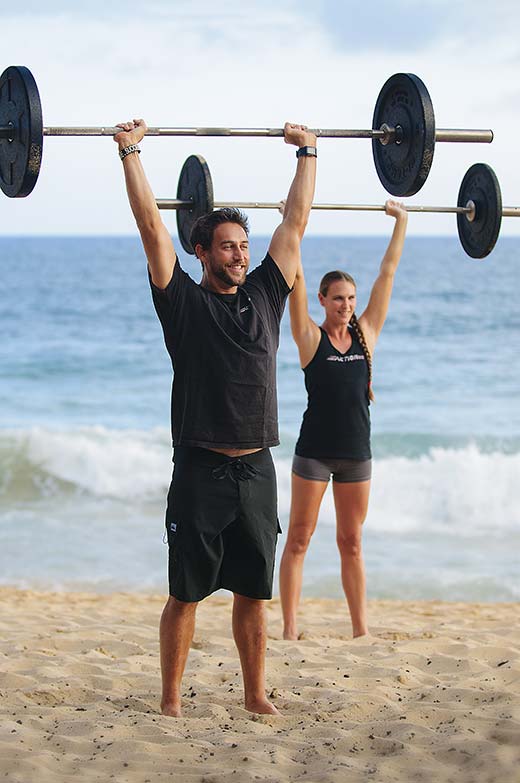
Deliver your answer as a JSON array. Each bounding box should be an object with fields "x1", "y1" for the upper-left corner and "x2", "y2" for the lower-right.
[
  {"x1": 352, "y1": 629, "x2": 370, "y2": 639},
  {"x1": 244, "y1": 696, "x2": 281, "y2": 715}
]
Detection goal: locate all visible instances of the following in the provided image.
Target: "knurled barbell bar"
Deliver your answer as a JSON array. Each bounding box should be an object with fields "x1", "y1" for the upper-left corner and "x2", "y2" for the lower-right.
[
  {"x1": 0, "y1": 66, "x2": 493, "y2": 200},
  {"x1": 156, "y1": 156, "x2": 519, "y2": 259}
]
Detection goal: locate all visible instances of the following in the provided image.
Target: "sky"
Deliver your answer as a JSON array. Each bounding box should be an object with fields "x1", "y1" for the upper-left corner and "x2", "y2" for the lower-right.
[{"x1": 1, "y1": 0, "x2": 519, "y2": 238}]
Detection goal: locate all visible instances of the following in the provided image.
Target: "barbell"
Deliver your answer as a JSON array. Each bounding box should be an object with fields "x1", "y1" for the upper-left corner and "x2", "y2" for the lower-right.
[
  {"x1": 155, "y1": 155, "x2": 519, "y2": 258},
  {"x1": 0, "y1": 66, "x2": 493, "y2": 200}
]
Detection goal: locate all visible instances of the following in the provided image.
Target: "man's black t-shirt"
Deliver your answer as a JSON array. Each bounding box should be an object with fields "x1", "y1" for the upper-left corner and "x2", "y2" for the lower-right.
[{"x1": 150, "y1": 253, "x2": 290, "y2": 449}]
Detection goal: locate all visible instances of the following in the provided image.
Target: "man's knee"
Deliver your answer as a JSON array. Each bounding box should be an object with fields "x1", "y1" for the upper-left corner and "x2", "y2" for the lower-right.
[
  {"x1": 164, "y1": 596, "x2": 198, "y2": 616},
  {"x1": 233, "y1": 593, "x2": 265, "y2": 607}
]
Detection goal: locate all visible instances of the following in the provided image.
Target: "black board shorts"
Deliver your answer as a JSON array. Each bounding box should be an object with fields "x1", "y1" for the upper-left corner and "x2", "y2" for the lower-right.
[{"x1": 165, "y1": 446, "x2": 281, "y2": 602}]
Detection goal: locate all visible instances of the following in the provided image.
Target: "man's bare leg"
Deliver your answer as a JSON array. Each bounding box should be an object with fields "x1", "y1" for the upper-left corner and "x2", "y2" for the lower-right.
[
  {"x1": 160, "y1": 596, "x2": 198, "y2": 716},
  {"x1": 232, "y1": 594, "x2": 280, "y2": 715}
]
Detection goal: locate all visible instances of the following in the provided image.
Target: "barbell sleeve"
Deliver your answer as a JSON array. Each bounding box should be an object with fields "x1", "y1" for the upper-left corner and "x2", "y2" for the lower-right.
[{"x1": 434, "y1": 129, "x2": 494, "y2": 143}]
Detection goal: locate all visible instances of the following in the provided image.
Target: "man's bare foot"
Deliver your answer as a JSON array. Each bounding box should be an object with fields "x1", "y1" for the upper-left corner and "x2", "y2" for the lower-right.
[
  {"x1": 283, "y1": 629, "x2": 298, "y2": 640},
  {"x1": 161, "y1": 700, "x2": 182, "y2": 717},
  {"x1": 245, "y1": 697, "x2": 281, "y2": 715}
]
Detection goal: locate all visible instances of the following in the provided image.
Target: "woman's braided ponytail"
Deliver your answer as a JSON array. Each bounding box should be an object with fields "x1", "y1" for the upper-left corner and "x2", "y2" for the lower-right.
[{"x1": 350, "y1": 313, "x2": 374, "y2": 402}]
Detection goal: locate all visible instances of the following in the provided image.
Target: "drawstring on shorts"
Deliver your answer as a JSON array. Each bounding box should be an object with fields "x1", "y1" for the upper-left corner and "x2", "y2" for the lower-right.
[{"x1": 211, "y1": 458, "x2": 258, "y2": 482}]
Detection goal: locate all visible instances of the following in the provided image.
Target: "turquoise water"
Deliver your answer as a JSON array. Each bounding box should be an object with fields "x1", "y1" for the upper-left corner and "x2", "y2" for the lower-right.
[{"x1": 0, "y1": 235, "x2": 518, "y2": 599}]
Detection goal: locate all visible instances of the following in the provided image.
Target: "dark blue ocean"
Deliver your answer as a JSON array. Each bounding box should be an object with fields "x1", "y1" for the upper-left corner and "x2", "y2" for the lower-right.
[{"x1": 0, "y1": 235, "x2": 518, "y2": 600}]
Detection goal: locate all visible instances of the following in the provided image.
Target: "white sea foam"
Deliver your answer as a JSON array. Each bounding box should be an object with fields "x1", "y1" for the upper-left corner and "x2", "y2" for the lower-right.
[
  {"x1": 274, "y1": 445, "x2": 520, "y2": 535},
  {"x1": 0, "y1": 428, "x2": 518, "y2": 535},
  {"x1": 0, "y1": 426, "x2": 172, "y2": 500},
  {"x1": 370, "y1": 445, "x2": 520, "y2": 535},
  {"x1": 0, "y1": 428, "x2": 518, "y2": 598}
]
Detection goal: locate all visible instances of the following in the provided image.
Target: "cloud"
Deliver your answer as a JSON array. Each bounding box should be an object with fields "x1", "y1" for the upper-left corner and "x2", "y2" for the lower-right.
[
  {"x1": 309, "y1": 0, "x2": 447, "y2": 51},
  {"x1": 305, "y1": 0, "x2": 520, "y2": 54}
]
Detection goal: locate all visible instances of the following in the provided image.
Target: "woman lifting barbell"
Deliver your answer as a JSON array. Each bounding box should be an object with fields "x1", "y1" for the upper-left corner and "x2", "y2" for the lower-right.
[{"x1": 279, "y1": 200, "x2": 408, "y2": 639}]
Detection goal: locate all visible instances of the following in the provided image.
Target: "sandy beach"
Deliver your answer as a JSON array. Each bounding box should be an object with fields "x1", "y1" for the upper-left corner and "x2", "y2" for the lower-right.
[{"x1": 0, "y1": 589, "x2": 518, "y2": 783}]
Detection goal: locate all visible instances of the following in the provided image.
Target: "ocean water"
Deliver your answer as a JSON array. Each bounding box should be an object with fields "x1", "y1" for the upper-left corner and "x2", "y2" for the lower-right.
[{"x1": 0, "y1": 235, "x2": 518, "y2": 601}]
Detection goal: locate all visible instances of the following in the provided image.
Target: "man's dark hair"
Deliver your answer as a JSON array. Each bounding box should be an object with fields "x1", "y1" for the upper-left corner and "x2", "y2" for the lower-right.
[{"x1": 190, "y1": 208, "x2": 250, "y2": 254}]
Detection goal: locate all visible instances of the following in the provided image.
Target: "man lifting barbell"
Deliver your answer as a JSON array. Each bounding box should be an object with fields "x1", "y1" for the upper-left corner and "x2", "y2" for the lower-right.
[{"x1": 114, "y1": 117, "x2": 317, "y2": 718}]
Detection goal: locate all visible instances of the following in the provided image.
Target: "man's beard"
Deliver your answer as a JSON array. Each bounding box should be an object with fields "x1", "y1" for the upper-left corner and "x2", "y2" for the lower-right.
[{"x1": 211, "y1": 262, "x2": 247, "y2": 288}]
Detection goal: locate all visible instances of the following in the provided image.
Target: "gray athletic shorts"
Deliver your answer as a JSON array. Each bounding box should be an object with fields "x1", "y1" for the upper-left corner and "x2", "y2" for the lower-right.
[{"x1": 292, "y1": 454, "x2": 372, "y2": 483}]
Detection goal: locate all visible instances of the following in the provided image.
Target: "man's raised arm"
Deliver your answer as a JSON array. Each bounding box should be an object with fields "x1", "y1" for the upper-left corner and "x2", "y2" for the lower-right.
[
  {"x1": 268, "y1": 123, "x2": 317, "y2": 288},
  {"x1": 114, "y1": 120, "x2": 176, "y2": 290}
]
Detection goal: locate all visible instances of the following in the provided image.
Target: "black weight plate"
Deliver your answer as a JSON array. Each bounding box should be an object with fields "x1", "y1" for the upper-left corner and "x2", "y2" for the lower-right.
[
  {"x1": 372, "y1": 73, "x2": 435, "y2": 197},
  {"x1": 457, "y1": 163, "x2": 502, "y2": 259},
  {"x1": 0, "y1": 65, "x2": 43, "y2": 197},
  {"x1": 176, "y1": 154, "x2": 214, "y2": 254}
]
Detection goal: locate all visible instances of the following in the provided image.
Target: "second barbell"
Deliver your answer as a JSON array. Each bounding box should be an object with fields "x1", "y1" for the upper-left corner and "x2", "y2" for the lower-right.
[{"x1": 156, "y1": 156, "x2": 519, "y2": 259}]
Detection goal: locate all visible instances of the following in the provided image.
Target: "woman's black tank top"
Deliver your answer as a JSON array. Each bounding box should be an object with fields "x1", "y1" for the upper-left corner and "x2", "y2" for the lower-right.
[{"x1": 295, "y1": 326, "x2": 371, "y2": 460}]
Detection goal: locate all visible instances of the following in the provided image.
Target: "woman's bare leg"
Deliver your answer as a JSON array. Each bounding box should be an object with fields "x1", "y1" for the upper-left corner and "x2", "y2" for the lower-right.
[
  {"x1": 332, "y1": 479, "x2": 371, "y2": 637},
  {"x1": 279, "y1": 473, "x2": 328, "y2": 640}
]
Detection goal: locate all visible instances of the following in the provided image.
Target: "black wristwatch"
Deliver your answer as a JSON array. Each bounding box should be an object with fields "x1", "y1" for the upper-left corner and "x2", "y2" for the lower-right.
[{"x1": 296, "y1": 146, "x2": 317, "y2": 158}]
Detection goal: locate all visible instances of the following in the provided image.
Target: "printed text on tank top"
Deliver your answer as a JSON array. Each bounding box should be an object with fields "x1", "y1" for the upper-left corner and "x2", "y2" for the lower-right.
[{"x1": 322, "y1": 326, "x2": 366, "y2": 365}]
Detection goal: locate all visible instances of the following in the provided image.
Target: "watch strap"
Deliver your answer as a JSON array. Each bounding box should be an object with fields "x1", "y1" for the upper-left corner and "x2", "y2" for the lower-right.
[{"x1": 296, "y1": 146, "x2": 317, "y2": 158}]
